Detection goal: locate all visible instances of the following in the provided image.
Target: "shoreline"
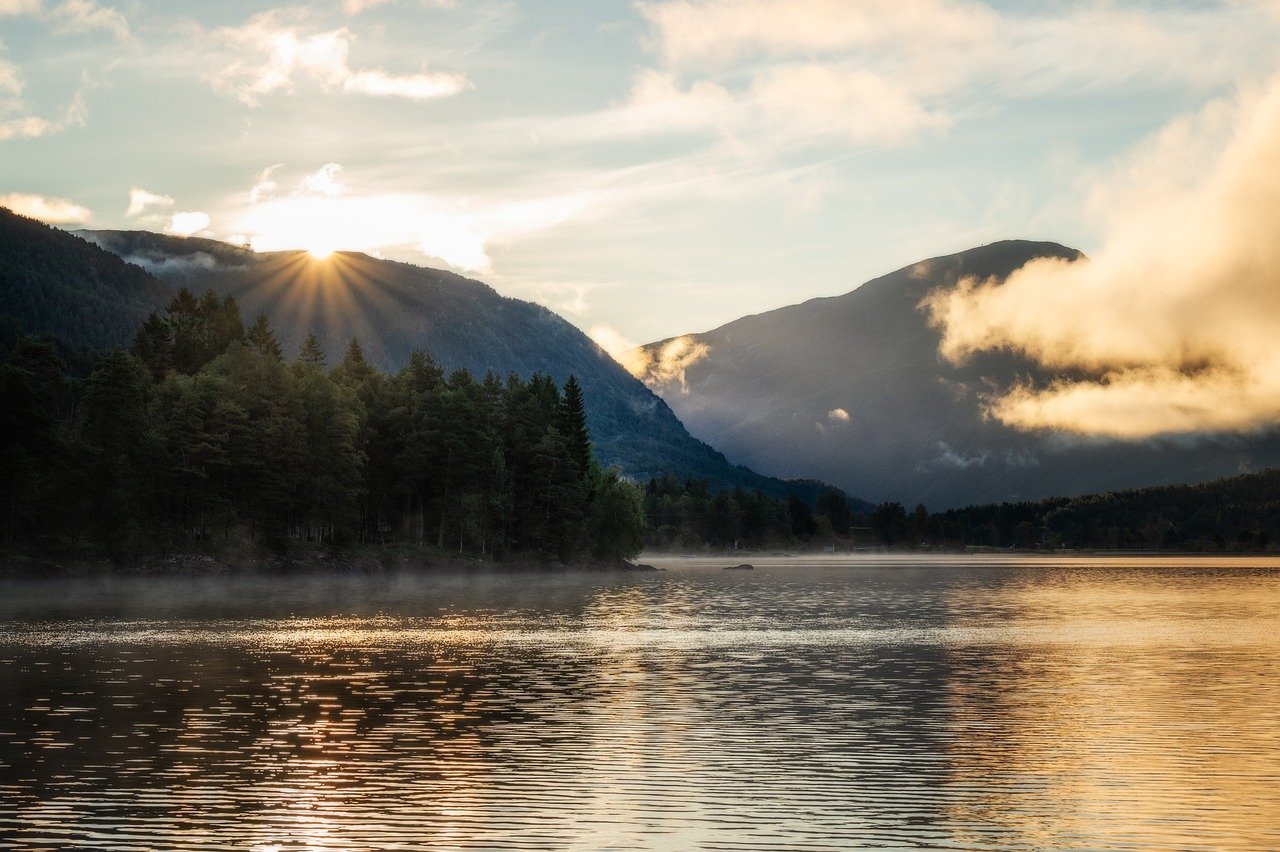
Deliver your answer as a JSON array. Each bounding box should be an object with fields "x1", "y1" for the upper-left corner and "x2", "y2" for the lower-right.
[{"x1": 0, "y1": 547, "x2": 657, "y2": 578}]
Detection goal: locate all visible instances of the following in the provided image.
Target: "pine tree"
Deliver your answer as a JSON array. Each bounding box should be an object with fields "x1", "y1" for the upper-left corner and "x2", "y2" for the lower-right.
[
  {"x1": 246, "y1": 314, "x2": 282, "y2": 360},
  {"x1": 77, "y1": 349, "x2": 156, "y2": 559},
  {"x1": 559, "y1": 375, "x2": 592, "y2": 477},
  {"x1": 332, "y1": 338, "x2": 376, "y2": 387},
  {"x1": 297, "y1": 332, "x2": 326, "y2": 368}
]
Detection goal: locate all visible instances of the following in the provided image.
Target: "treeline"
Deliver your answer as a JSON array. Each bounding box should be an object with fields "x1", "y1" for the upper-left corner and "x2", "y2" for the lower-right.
[
  {"x1": 934, "y1": 472, "x2": 1280, "y2": 551},
  {"x1": 642, "y1": 475, "x2": 1280, "y2": 554},
  {"x1": 643, "y1": 476, "x2": 860, "y2": 549},
  {"x1": 0, "y1": 289, "x2": 646, "y2": 563}
]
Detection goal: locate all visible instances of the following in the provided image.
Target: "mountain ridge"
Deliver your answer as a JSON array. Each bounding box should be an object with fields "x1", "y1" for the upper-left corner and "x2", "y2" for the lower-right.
[
  {"x1": 632, "y1": 239, "x2": 1280, "y2": 509},
  {"x1": 0, "y1": 213, "x2": 850, "y2": 505}
]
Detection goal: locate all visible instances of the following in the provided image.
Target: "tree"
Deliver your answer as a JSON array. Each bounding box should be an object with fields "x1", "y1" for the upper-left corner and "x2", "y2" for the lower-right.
[
  {"x1": 588, "y1": 467, "x2": 646, "y2": 560},
  {"x1": 246, "y1": 314, "x2": 282, "y2": 360},
  {"x1": 0, "y1": 338, "x2": 67, "y2": 544},
  {"x1": 816, "y1": 490, "x2": 851, "y2": 536},
  {"x1": 297, "y1": 332, "x2": 326, "y2": 368},
  {"x1": 77, "y1": 349, "x2": 156, "y2": 558},
  {"x1": 870, "y1": 502, "x2": 909, "y2": 545},
  {"x1": 788, "y1": 494, "x2": 817, "y2": 539},
  {"x1": 559, "y1": 375, "x2": 591, "y2": 476}
]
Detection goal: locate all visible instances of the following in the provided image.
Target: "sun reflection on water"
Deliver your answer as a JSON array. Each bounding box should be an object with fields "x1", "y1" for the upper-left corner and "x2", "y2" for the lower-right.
[{"x1": 0, "y1": 558, "x2": 1278, "y2": 849}]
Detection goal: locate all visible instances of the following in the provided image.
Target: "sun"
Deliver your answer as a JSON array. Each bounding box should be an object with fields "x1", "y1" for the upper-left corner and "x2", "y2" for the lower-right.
[{"x1": 307, "y1": 245, "x2": 335, "y2": 260}]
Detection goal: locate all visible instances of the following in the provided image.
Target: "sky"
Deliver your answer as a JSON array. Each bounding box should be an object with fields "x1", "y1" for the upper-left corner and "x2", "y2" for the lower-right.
[{"x1": 3, "y1": 0, "x2": 1280, "y2": 395}]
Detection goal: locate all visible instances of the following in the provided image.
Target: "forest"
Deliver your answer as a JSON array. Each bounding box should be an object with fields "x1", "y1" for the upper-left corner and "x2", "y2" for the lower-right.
[
  {"x1": 0, "y1": 289, "x2": 646, "y2": 565},
  {"x1": 642, "y1": 478, "x2": 1280, "y2": 554}
]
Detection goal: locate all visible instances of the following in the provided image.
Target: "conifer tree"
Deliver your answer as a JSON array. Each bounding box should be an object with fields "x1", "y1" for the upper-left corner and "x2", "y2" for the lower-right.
[
  {"x1": 559, "y1": 375, "x2": 591, "y2": 477},
  {"x1": 246, "y1": 314, "x2": 282, "y2": 360},
  {"x1": 297, "y1": 332, "x2": 326, "y2": 368}
]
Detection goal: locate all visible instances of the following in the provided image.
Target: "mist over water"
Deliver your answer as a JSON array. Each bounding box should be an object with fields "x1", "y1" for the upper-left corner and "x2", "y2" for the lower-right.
[{"x1": 1, "y1": 557, "x2": 1278, "y2": 850}]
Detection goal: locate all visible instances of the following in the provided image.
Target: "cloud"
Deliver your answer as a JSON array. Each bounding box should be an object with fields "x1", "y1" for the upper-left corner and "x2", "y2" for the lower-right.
[
  {"x1": 0, "y1": 0, "x2": 42, "y2": 15},
  {"x1": 342, "y1": 0, "x2": 392, "y2": 13},
  {"x1": 920, "y1": 442, "x2": 991, "y2": 471},
  {"x1": 342, "y1": 68, "x2": 470, "y2": 100},
  {"x1": 249, "y1": 163, "x2": 283, "y2": 203},
  {"x1": 166, "y1": 210, "x2": 210, "y2": 236},
  {"x1": 614, "y1": 1, "x2": 1279, "y2": 158},
  {"x1": 0, "y1": 59, "x2": 20, "y2": 100},
  {"x1": 122, "y1": 251, "x2": 221, "y2": 275},
  {"x1": 591, "y1": 65, "x2": 947, "y2": 148},
  {"x1": 589, "y1": 325, "x2": 651, "y2": 374},
  {"x1": 640, "y1": 0, "x2": 995, "y2": 67},
  {"x1": 626, "y1": 335, "x2": 710, "y2": 390},
  {"x1": 297, "y1": 162, "x2": 344, "y2": 197},
  {"x1": 0, "y1": 191, "x2": 91, "y2": 223},
  {"x1": 125, "y1": 187, "x2": 174, "y2": 216},
  {"x1": 342, "y1": 0, "x2": 457, "y2": 13},
  {"x1": 828, "y1": 408, "x2": 850, "y2": 422},
  {"x1": 234, "y1": 164, "x2": 590, "y2": 272},
  {"x1": 49, "y1": 0, "x2": 129, "y2": 40},
  {"x1": 925, "y1": 75, "x2": 1280, "y2": 439},
  {"x1": 588, "y1": 325, "x2": 631, "y2": 352},
  {"x1": 0, "y1": 60, "x2": 88, "y2": 140},
  {"x1": 207, "y1": 13, "x2": 470, "y2": 106}
]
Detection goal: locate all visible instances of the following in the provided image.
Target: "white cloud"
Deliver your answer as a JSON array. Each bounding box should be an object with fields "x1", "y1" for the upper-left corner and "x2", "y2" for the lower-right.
[
  {"x1": 640, "y1": 0, "x2": 995, "y2": 67},
  {"x1": 49, "y1": 0, "x2": 129, "y2": 40},
  {"x1": 342, "y1": 0, "x2": 392, "y2": 13},
  {"x1": 0, "y1": 0, "x2": 41, "y2": 15},
  {"x1": 166, "y1": 210, "x2": 211, "y2": 236},
  {"x1": 249, "y1": 163, "x2": 283, "y2": 203},
  {"x1": 297, "y1": 162, "x2": 344, "y2": 197},
  {"x1": 342, "y1": 68, "x2": 470, "y2": 100},
  {"x1": 343, "y1": 0, "x2": 457, "y2": 13},
  {"x1": 207, "y1": 13, "x2": 470, "y2": 106},
  {"x1": 0, "y1": 191, "x2": 92, "y2": 223},
  {"x1": 588, "y1": 324, "x2": 632, "y2": 353},
  {"x1": 626, "y1": 335, "x2": 709, "y2": 390},
  {"x1": 925, "y1": 75, "x2": 1280, "y2": 439},
  {"x1": 564, "y1": 65, "x2": 946, "y2": 150},
  {"x1": 828, "y1": 408, "x2": 850, "y2": 422},
  {"x1": 0, "y1": 66, "x2": 89, "y2": 140},
  {"x1": 0, "y1": 94, "x2": 84, "y2": 140},
  {"x1": 614, "y1": 0, "x2": 1279, "y2": 158},
  {"x1": 125, "y1": 186, "x2": 174, "y2": 216}
]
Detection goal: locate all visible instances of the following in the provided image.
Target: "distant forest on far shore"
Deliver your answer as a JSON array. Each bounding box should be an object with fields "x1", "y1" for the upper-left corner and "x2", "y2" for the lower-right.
[{"x1": 641, "y1": 473, "x2": 1280, "y2": 554}]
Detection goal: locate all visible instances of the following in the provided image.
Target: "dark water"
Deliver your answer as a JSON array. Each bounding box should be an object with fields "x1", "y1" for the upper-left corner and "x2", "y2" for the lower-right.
[{"x1": 1, "y1": 555, "x2": 1278, "y2": 850}]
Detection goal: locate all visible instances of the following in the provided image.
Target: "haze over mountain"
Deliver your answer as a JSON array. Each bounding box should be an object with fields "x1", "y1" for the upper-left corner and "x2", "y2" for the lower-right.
[
  {"x1": 0, "y1": 215, "x2": 831, "y2": 504},
  {"x1": 631, "y1": 240, "x2": 1280, "y2": 509}
]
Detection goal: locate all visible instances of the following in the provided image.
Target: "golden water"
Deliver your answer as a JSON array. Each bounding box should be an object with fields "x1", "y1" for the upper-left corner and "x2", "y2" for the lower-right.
[{"x1": 1, "y1": 556, "x2": 1277, "y2": 849}]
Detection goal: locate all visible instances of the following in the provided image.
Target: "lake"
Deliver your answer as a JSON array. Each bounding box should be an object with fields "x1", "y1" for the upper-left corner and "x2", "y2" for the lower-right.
[{"x1": 1, "y1": 555, "x2": 1278, "y2": 850}]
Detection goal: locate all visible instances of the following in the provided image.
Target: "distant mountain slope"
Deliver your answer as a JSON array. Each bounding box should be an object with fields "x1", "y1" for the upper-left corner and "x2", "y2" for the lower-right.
[
  {"x1": 75, "y1": 228, "x2": 844, "y2": 504},
  {"x1": 632, "y1": 240, "x2": 1280, "y2": 509},
  {"x1": 0, "y1": 208, "x2": 169, "y2": 351}
]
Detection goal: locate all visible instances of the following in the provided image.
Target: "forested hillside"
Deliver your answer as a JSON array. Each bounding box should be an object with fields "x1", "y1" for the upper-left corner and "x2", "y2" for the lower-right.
[
  {"x1": 0, "y1": 290, "x2": 646, "y2": 564},
  {"x1": 73, "y1": 227, "x2": 840, "y2": 503},
  {"x1": 935, "y1": 471, "x2": 1280, "y2": 551},
  {"x1": 0, "y1": 208, "x2": 169, "y2": 354}
]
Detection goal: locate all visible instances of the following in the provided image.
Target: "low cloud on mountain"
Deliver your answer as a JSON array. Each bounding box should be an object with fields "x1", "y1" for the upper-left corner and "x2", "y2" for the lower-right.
[{"x1": 926, "y1": 76, "x2": 1280, "y2": 439}]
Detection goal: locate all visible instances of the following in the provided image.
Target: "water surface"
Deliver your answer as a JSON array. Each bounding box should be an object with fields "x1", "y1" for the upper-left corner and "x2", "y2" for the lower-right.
[{"x1": 1, "y1": 555, "x2": 1278, "y2": 850}]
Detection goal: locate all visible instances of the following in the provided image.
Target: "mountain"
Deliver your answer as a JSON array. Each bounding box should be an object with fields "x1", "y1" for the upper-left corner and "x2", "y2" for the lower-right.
[
  {"x1": 631, "y1": 240, "x2": 1280, "y2": 509},
  {"x1": 0, "y1": 208, "x2": 170, "y2": 354},
  {"x1": 66, "y1": 226, "x2": 844, "y2": 504}
]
